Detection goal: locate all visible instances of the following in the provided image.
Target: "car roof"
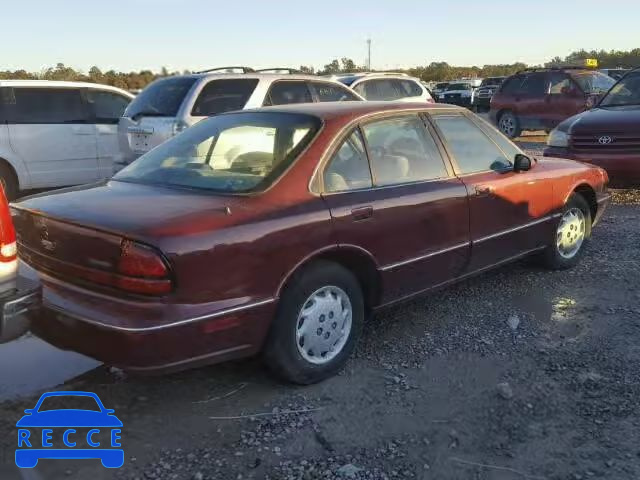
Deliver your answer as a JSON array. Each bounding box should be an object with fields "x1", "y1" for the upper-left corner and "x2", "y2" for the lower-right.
[
  {"x1": 244, "y1": 101, "x2": 463, "y2": 122},
  {"x1": 178, "y1": 73, "x2": 333, "y2": 82},
  {"x1": 0, "y1": 80, "x2": 134, "y2": 97}
]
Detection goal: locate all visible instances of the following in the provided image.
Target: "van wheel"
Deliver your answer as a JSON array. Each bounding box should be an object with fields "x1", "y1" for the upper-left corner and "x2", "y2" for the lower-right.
[
  {"x1": 264, "y1": 261, "x2": 364, "y2": 384},
  {"x1": 542, "y1": 194, "x2": 592, "y2": 270},
  {"x1": 498, "y1": 111, "x2": 522, "y2": 139},
  {"x1": 0, "y1": 162, "x2": 18, "y2": 200}
]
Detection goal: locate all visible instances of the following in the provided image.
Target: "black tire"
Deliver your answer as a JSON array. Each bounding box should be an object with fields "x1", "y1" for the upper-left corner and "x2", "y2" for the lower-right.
[
  {"x1": 0, "y1": 162, "x2": 18, "y2": 201},
  {"x1": 264, "y1": 261, "x2": 364, "y2": 385},
  {"x1": 542, "y1": 193, "x2": 592, "y2": 270},
  {"x1": 497, "y1": 110, "x2": 522, "y2": 139}
]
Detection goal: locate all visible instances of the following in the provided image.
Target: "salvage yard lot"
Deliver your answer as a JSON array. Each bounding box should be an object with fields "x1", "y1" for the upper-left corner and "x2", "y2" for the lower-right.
[{"x1": 1, "y1": 149, "x2": 639, "y2": 480}]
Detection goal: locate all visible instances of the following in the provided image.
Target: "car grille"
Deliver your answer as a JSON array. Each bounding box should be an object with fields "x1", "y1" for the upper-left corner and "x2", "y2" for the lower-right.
[
  {"x1": 444, "y1": 93, "x2": 461, "y2": 100},
  {"x1": 476, "y1": 88, "x2": 494, "y2": 98},
  {"x1": 571, "y1": 133, "x2": 640, "y2": 152}
]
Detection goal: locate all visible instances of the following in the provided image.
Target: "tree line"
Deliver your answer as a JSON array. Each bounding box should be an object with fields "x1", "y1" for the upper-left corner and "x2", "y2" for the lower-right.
[{"x1": 1, "y1": 49, "x2": 638, "y2": 92}]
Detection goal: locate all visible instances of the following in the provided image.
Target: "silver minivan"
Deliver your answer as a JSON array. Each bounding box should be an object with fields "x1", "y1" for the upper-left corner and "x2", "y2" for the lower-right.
[{"x1": 117, "y1": 68, "x2": 363, "y2": 169}]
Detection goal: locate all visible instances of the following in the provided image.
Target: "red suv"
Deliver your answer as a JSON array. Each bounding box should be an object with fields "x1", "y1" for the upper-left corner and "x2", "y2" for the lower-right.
[{"x1": 490, "y1": 68, "x2": 616, "y2": 138}]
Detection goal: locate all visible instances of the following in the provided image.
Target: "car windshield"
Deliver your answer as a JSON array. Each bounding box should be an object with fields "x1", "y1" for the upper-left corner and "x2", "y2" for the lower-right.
[
  {"x1": 435, "y1": 83, "x2": 449, "y2": 89},
  {"x1": 447, "y1": 83, "x2": 471, "y2": 91},
  {"x1": 599, "y1": 71, "x2": 640, "y2": 107},
  {"x1": 37, "y1": 395, "x2": 101, "y2": 412},
  {"x1": 114, "y1": 111, "x2": 321, "y2": 193},
  {"x1": 125, "y1": 76, "x2": 197, "y2": 118},
  {"x1": 481, "y1": 78, "x2": 503, "y2": 86},
  {"x1": 569, "y1": 71, "x2": 616, "y2": 95}
]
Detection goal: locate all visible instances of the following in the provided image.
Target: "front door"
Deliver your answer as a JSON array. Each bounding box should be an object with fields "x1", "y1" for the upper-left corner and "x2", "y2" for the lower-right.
[
  {"x1": 320, "y1": 114, "x2": 470, "y2": 303},
  {"x1": 4, "y1": 87, "x2": 98, "y2": 188},
  {"x1": 430, "y1": 112, "x2": 554, "y2": 272}
]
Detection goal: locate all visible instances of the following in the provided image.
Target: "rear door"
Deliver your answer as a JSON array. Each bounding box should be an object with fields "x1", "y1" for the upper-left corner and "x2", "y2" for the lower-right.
[
  {"x1": 5, "y1": 87, "x2": 98, "y2": 188},
  {"x1": 321, "y1": 114, "x2": 470, "y2": 303},
  {"x1": 513, "y1": 72, "x2": 550, "y2": 130},
  {"x1": 429, "y1": 112, "x2": 554, "y2": 272},
  {"x1": 86, "y1": 89, "x2": 132, "y2": 178},
  {"x1": 307, "y1": 81, "x2": 361, "y2": 102}
]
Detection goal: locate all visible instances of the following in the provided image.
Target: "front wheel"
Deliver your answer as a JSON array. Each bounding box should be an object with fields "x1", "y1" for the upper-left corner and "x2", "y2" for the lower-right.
[
  {"x1": 542, "y1": 193, "x2": 592, "y2": 270},
  {"x1": 264, "y1": 261, "x2": 364, "y2": 384}
]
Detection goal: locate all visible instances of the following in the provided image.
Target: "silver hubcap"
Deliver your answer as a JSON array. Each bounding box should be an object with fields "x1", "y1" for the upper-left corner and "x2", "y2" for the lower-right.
[
  {"x1": 295, "y1": 286, "x2": 352, "y2": 365},
  {"x1": 499, "y1": 115, "x2": 515, "y2": 137},
  {"x1": 556, "y1": 208, "x2": 586, "y2": 259}
]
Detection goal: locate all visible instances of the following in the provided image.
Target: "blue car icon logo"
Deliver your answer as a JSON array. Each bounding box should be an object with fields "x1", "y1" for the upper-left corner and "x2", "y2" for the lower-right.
[{"x1": 16, "y1": 391, "x2": 123, "y2": 468}]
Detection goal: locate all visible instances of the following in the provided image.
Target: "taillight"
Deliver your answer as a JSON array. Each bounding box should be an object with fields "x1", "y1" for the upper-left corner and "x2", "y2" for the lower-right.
[
  {"x1": 116, "y1": 240, "x2": 172, "y2": 295},
  {"x1": 0, "y1": 186, "x2": 16, "y2": 263}
]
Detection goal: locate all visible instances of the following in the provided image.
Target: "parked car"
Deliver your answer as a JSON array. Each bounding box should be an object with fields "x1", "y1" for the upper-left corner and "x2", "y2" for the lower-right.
[
  {"x1": 0, "y1": 80, "x2": 134, "y2": 199},
  {"x1": 439, "y1": 82, "x2": 476, "y2": 108},
  {"x1": 0, "y1": 184, "x2": 39, "y2": 343},
  {"x1": 332, "y1": 73, "x2": 434, "y2": 104},
  {"x1": 600, "y1": 68, "x2": 631, "y2": 81},
  {"x1": 472, "y1": 76, "x2": 506, "y2": 112},
  {"x1": 490, "y1": 68, "x2": 616, "y2": 138},
  {"x1": 432, "y1": 82, "x2": 450, "y2": 101},
  {"x1": 13, "y1": 102, "x2": 609, "y2": 384},
  {"x1": 117, "y1": 68, "x2": 363, "y2": 169},
  {"x1": 544, "y1": 67, "x2": 640, "y2": 187}
]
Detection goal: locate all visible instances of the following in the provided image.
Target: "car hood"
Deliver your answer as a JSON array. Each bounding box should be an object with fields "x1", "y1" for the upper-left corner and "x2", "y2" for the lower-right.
[
  {"x1": 13, "y1": 180, "x2": 250, "y2": 241},
  {"x1": 16, "y1": 410, "x2": 123, "y2": 427},
  {"x1": 557, "y1": 105, "x2": 640, "y2": 134}
]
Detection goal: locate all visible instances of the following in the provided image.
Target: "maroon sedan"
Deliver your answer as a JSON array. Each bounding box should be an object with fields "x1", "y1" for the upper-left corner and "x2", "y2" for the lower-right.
[
  {"x1": 545, "y1": 68, "x2": 640, "y2": 187},
  {"x1": 13, "y1": 102, "x2": 610, "y2": 384}
]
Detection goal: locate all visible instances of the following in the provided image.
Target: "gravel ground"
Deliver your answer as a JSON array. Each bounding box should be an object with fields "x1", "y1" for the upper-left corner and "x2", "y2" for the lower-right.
[{"x1": 1, "y1": 186, "x2": 639, "y2": 479}]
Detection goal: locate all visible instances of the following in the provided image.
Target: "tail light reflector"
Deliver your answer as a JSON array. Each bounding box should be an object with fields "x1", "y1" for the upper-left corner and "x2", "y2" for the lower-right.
[{"x1": 0, "y1": 186, "x2": 16, "y2": 263}]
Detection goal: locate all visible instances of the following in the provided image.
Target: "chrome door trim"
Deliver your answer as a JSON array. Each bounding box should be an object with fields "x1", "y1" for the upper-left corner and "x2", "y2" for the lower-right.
[{"x1": 380, "y1": 241, "x2": 471, "y2": 272}]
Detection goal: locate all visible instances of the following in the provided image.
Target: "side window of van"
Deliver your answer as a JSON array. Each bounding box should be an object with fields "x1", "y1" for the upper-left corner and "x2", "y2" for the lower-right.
[{"x1": 2, "y1": 88, "x2": 87, "y2": 124}]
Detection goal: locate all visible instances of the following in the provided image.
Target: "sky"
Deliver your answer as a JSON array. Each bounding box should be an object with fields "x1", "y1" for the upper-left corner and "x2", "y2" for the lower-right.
[{"x1": 2, "y1": 0, "x2": 639, "y2": 73}]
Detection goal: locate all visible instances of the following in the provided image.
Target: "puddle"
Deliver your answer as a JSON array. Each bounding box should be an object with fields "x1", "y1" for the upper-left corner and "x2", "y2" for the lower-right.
[{"x1": 0, "y1": 334, "x2": 100, "y2": 402}]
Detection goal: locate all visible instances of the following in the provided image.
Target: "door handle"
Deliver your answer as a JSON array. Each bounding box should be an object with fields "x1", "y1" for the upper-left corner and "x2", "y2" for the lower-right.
[
  {"x1": 475, "y1": 185, "x2": 495, "y2": 196},
  {"x1": 351, "y1": 206, "x2": 373, "y2": 221}
]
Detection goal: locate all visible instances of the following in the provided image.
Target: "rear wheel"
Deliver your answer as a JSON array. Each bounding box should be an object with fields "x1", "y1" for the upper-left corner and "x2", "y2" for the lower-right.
[
  {"x1": 498, "y1": 111, "x2": 522, "y2": 139},
  {"x1": 264, "y1": 261, "x2": 364, "y2": 384},
  {"x1": 542, "y1": 193, "x2": 592, "y2": 270},
  {"x1": 0, "y1": 162, "x2": 18, "y2": 200}
]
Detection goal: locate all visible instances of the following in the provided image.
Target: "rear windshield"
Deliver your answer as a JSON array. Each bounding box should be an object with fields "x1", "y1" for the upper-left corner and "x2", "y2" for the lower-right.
[
  {"x1": 125, "y1": 76, "x2": 197, "y2": 118},
  {"x1": 599, "y1": 71, "x2": 640, "y2": 107},
  {"x1": 569, "y1": 71, "x2": 615, "y2": 95},
  {"x1": 114, "y1": 112, "x2": 321, "y2": 193}
]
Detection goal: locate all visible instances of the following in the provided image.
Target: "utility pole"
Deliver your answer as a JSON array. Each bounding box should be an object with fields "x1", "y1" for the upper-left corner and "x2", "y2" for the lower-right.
[{"x1": 367, "y1": 38, "x2": 372, "y2": 71}]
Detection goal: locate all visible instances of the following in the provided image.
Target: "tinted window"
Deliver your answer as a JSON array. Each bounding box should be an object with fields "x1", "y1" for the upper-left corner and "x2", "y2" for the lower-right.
[
  {"x1": 447, "y1": 83, "x2": 472, "y2": 91},
  {"x1": 324, "y1": 130, "x2": 372, "y2": 192},
  {"x1": 433, "y1": 115, "x2": 511, "y2": 174},
  {"x1": 115, "y1": 112, "x2": 321, "y2": 193},
  {"x1": 520, "y1": 73, "x2": 548, "y2": 95},
  {"x1": 355, "y1": 79, "x2": 402, "y2": 101},
  {"x1": 191, "y1": 79, "x2": 258, "y2": 116},
  {"x1": 87, "y1": 90, "x2": 130, "y2": 123},
  {"x1": 549, "y1": 72, "x2": 574, "y2": 95},
  {"x1": 265, "y1": 82, "x2": 313, "y2": 106},
  {"x1": 310, "y1": 82, "x2": 360, "y2": 102},
  {"x1": 600, "y1": 71, "x2": 640, "y2": 107},
  {"x1": 362, "y1": 116, "x2": 448, "y2": 185},
  {"x1": 1, "y1": 88, "x2": 86, "y2": 123},
  {"x1": 398, "y1": 80, "x2": 423, "y2": 97},
  {"x1": 500, "y1": 75, "x2": 525, "y2": 94},
  {"x1": 125, "y1": 76, "x2": 197, "y2": 118}
]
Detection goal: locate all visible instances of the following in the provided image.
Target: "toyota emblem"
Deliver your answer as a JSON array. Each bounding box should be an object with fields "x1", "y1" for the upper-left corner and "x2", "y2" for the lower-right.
[{"x1": 598, "y1": 136, "x2": 613, "y2": 145}]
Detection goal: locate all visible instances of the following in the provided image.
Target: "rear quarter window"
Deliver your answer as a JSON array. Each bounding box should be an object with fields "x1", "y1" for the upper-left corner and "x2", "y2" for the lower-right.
[{"x1": 191, "y1": 79, "x2": 259, "y2": 116}]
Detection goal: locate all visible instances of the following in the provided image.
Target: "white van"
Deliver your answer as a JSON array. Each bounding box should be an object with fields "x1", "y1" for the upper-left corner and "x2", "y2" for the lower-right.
[{"x1": 0, "y1": 80, "x2": 134, "y2": 198}]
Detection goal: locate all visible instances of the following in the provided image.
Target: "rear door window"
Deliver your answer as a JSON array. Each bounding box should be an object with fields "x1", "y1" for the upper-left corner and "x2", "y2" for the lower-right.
[
  {"x1": 324, "y1": 130, "x2": 372, "y2": 192},
  {"x1": 2, "y1": 88, "x2": 87, "y2": 124},
  {"x1": 519, "y1": 72, "x2": 548, "y2": 96},
  {"x1": 87, "y1": 90, "x2": 131, "y2": 123},
  {"x1": 191, "y1": 79, "x2": 259, "y2": 116},
  {"x1": 264, "y1": 81, "x2": 313, "y2": 106},
  {"x1": 125, "y1": 76, "x2": 197, "y2": 118},
  {"x1": 308, "y1": 82, "x2": 361, "y2": 102}
]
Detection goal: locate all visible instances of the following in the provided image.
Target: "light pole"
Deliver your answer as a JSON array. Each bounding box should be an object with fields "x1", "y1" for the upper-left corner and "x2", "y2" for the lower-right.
[{"x1": 367, "y1": 38, "x2": 372, "y2": 71}]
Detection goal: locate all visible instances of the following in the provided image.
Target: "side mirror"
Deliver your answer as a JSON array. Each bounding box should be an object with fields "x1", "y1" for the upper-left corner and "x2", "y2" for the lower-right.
[{"x1": 514, "y1": 154, "x2": 532, "y2": 172}]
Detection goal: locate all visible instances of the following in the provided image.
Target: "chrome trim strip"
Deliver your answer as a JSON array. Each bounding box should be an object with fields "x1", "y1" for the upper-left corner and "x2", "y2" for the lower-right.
[
  {"x1": 381, "y1": 241, "x2": 470, "y2": 272},
  {"x1": 597, "y1": 194, "x2": 612, "y2": 204},
  {"x1": 474, "y1": 214, "x2": 559, "y2": 244},
  {"x1": 47, "y1": 298, "x2": 276, "y2": 333}
]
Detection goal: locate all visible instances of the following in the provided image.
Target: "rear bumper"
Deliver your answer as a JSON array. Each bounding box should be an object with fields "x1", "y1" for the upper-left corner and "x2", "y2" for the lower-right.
[
  {"x1": 24, "y1": 264, "x2": 276, "y2": 372},
  {"x1": 544, "y1": 148, "x2": 640, "y2": 187},
  {"x1": 0, "y1": 276, "x2": 41, "y2": 343}
]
